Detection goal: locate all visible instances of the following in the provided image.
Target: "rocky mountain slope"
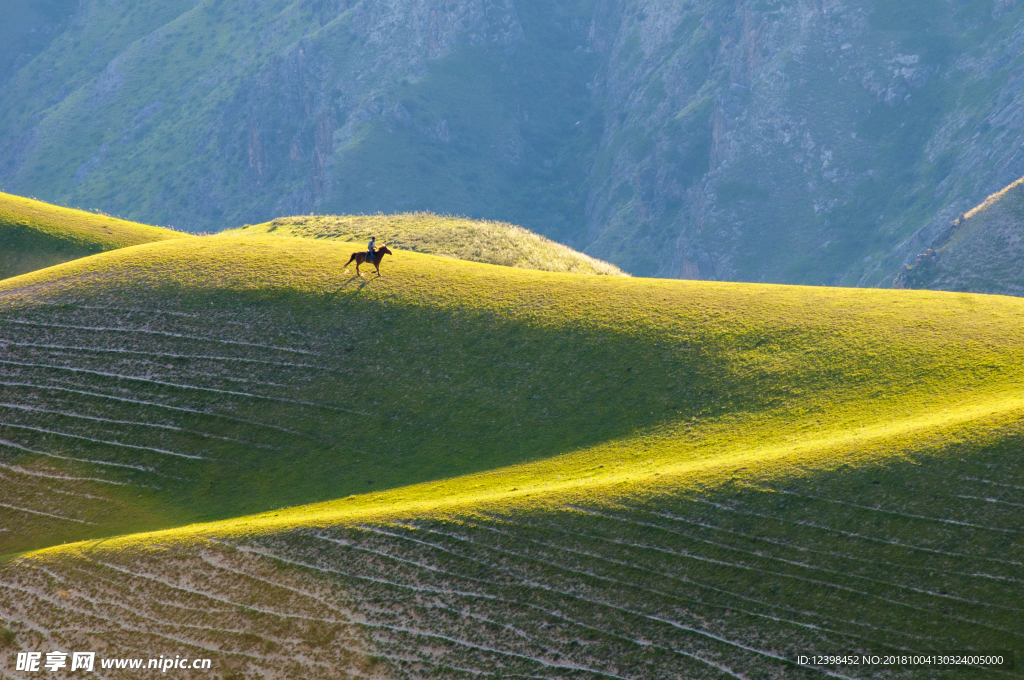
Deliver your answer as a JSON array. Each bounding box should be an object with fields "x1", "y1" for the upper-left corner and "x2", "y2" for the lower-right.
[
  {"x1": 3, "y1": 0, "x2": 1024, "y2": 287},
  {"x1": 897, "y1": 176, "x2": 1024, "y2": 295}
]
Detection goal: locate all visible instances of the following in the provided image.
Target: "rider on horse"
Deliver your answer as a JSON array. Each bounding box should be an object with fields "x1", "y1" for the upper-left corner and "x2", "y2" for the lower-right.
[{"x1": 344, "y1": 240, "x2": 391, "y2": 277}]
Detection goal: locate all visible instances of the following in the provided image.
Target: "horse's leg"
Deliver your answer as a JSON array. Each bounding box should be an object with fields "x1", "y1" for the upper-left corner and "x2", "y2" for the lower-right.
[{"x1": 375, "y1": 262, "x2": 382, "y2": 277}]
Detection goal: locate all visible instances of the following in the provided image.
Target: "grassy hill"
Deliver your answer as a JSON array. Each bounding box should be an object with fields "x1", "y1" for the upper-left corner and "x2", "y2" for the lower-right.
[
  {"x1": 899, "y1": 177, "x2": 1024, "y2": 296},
  {"x1": 236, "y1": 213, "x2": 628, "y2": 275},
  {"x1": 0, "y1": 191, "x2": 189, "y2": 280},
  {"x1": 1, "y1": 231, "x2": 1023, "y2": 677}
]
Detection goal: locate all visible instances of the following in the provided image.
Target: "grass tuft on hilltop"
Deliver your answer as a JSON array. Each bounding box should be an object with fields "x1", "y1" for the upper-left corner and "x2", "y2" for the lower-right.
[
  {"x1": 0, "y1": 191, "x2": 189, "y2": 280},
  {"x1": 233, "y1": 212, "x2": 628, "y2": 276}
]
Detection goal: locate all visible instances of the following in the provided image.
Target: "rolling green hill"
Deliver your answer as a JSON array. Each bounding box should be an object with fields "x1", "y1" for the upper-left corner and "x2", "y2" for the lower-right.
[
  {"x1": 1, "y1": 230, "x2": 1023, "y2": 677},
  {"x1": 0, "y1": 191, "x2": 189, "y2": 280}
]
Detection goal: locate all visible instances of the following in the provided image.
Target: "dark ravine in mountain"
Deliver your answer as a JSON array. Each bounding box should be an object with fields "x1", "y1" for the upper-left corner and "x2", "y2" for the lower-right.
[{"x1": 2, "y1": 0, "x2": 1024, "y2": 288}]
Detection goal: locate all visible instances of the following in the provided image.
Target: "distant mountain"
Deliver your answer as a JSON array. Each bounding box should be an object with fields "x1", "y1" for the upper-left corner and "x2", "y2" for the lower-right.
[{"x1": 4, "y1": 0, "x2": 1024, "y2": 287}]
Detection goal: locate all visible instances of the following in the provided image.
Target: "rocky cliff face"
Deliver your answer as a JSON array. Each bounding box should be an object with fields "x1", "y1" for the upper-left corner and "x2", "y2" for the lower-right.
[
  {"x1": 3, "y1": 0, "x2": 1024, "y2": 288},
  {"x1": 585, "y1": 0, "x2": 1024, "y2": 283}
]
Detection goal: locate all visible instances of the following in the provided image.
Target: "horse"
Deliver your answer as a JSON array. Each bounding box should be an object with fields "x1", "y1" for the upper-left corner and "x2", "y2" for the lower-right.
[{"x1": 344, "y1": 245, "x2": 392, "y2": 277}]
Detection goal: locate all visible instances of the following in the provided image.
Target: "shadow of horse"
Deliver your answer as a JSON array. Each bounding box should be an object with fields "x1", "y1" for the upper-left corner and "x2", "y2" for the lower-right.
[{"x1": 325, "y1": 273, "x2": 375, "y2": 300}]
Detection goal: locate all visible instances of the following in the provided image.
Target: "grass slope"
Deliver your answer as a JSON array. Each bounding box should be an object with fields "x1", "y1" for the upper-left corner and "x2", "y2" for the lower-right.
[
  {"x1": 0, "y1": 232, "x2": 1023, "y2": 677},
  {"x1": 0, "y1": 191, "x2": 189, "y2": 280},
  {"x1": 899, "y1": 176, "x2": 1024, "y2": 295},
  {"x1": 235, "y1": 213, "x2": 628, "y2": 276}
]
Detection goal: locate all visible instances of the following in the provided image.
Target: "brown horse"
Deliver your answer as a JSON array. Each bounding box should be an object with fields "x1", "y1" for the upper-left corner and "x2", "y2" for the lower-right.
[{"x1": 344, "y1": 245, "x2": 392, "y2": 277}]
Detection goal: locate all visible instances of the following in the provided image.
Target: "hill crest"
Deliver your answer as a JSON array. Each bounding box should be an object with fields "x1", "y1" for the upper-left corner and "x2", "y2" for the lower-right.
[
  {"x1": 233, "y1": 212, "x2": 629, "y2": 276},
  {"x1": 0, "y1": 191, "x2": 188, "y2": 281}
]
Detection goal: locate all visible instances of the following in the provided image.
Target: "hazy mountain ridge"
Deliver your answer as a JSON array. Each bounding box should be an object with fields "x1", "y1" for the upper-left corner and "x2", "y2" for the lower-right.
[
  {"x1": 3, "y1": 0, "x2": 1024, "y2": 288},
  {"x1": 896, "y1": 175, "x2": 1024, "y2": 295}
]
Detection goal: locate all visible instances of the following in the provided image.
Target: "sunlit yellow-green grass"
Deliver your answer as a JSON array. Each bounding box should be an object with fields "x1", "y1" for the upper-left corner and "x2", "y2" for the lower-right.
[
  {"x1": 66, "y1": 386, "x2": 1024, "y2": 554},
  {"x1": 3, "y1": 230, "x2": 1024, "y2": 556},
  {"x1": 0, "y1": 191, "x2": 189, "y2": 280},
  {"x1": 233, "y1": 212, "x2": 628, "y2": 275}
]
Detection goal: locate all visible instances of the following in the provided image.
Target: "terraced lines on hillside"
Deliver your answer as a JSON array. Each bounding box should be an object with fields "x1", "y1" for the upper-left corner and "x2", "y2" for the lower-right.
[{"x1": 0, "y1": 299, "x2": 360, "y2": 551}]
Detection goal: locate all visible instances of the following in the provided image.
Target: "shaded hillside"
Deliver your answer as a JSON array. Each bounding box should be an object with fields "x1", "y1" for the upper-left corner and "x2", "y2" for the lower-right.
[
  {"x1": 239, "y1": 213, "x2": 628, "y2": 275},
  {"x1": 0, "y1": 0, "x2": 76, "y2": 84},
  {"x1": 6, "y1": 1, "x2": 1024, "y2": 287},
  {"x1": 0, "y1": 191, "x2": 188, "y2": 280},
  {"x1": 898, "y1": 176, "x2": 1024, "y2": 296}
]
